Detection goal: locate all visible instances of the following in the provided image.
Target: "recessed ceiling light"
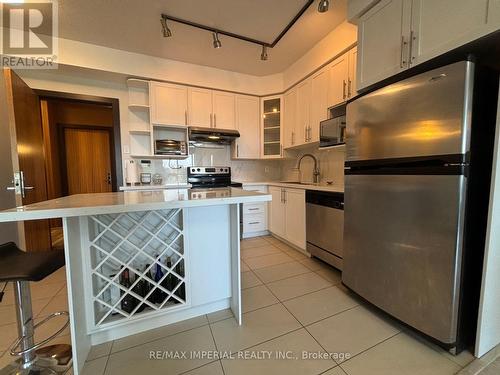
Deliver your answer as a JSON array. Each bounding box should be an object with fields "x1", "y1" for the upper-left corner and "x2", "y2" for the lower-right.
[
  {"x1": 212, "y1": 32, "x2": 222, "y2": 49},
  {"x1": 318, "y1": 0, "x2": 329, "y2": 13}
]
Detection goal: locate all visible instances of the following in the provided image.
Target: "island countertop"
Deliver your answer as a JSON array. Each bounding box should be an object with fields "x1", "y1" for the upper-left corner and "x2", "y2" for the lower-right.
[{"x1": 0, "y1": 187, "x2": 271, "y2": 222}]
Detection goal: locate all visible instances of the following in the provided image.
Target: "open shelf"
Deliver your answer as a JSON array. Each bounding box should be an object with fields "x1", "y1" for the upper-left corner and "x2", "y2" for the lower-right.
[
  {"x1": 88, "y1": 209, "x2": 187, "y2": 330},
  {"x1": 130, "y1": 154, "x2": 189, "y2": 160},
  {"x1": 129, "y1": 130, "x2": 151, "y2": 135},
  {"x1": 128, "y1": 104, "x2": 150, "y2": 110}
]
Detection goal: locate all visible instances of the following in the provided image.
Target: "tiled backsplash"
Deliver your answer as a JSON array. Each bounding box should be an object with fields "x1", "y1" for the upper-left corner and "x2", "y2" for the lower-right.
[
  {"x1": 130, "y1": 144, "x2": 345, "y2": 186},
  {"x1": 280, "y1": 144, "x2": 345, "y2": 185},
  {"x1": 132, "y1": 145, "x2": 282, "y2": 184}
]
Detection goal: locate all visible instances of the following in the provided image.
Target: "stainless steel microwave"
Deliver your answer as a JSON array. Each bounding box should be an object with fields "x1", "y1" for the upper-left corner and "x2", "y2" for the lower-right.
[
  {"x1": 154, "y1": 139, "x2": 188, "y2": 155},
  {"x1": 319, "y1": 103, "x2": 346, "y2": 148}
]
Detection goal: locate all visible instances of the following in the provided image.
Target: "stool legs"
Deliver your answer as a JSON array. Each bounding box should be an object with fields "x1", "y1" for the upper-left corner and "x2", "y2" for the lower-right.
[{"x1": 13, "y1": 281, "x2": 36, "y2": 369}]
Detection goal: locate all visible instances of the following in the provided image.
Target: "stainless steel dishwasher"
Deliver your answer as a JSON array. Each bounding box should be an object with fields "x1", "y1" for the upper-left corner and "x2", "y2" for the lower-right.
[{"x1": 306, "y1": 190, "x2": 344, "y2": 270}]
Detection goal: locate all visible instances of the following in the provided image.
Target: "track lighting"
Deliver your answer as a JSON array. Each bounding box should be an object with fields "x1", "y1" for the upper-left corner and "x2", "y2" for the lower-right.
[
  {"x1": 318, "y1": 0, "x2": 329, "y2": 13},
  {"x1": 260, "y1": 45, "x2": 268, "y2": 61},
  {"x1": 212, "y1": 32, "x2": 222, "y2": 48},
  {"x1": 160, "y1": 17, "x2": 172, "y2": 37}
]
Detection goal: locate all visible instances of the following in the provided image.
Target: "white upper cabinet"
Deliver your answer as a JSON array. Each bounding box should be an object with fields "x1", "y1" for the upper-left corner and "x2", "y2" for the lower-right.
[
  {"x1": 213, "y1": 91, "x2": 236, "y2": 130},
  {"x1": 150, "y1": 82, "x2": 188, "y2": 126},
  {"x1": 188, "y1": 87, "x2": 213, "y2": 128},
  {"x1": 327, "y1": 54, "x2": 349, "y2": 107},
  {"x1": 348, "y1": 47, "x2": 358, "y2": 97},
  {"x1": 357, "y1": 0, "x2": 411, "y2": 90},
  {"x1": 489, "y1": 0, "x2": 500, "y2": 25},
  {"x1": 234, "y1": 95, "x2": 260, "y2": 159},
  {"x1": 357, "y1": 0, "x2": 498, "y2": 90},
  {"x1": 283, "y1": 88, "x2": 297, "y2": 149},
  {"x1": 310, "y1": 69, "x2": 329, "y2": 143},
  {"x1": 296, "y1": 79, "x2": 311, "y2": 145},
  {"x1": 410, "y1": 0, "x2": 490, "y2": 66}
]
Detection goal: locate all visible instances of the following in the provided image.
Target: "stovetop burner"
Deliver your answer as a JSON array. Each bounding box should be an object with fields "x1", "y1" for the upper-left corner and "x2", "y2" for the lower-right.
[{"x1": 187, "y1": 166, "x2": 242, "y2": 189}]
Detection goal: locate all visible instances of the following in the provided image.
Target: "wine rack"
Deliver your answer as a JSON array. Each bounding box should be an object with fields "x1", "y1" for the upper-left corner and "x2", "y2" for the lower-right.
[{"x1": 87, "y1": 208, "x2": 187, "y2": 329}]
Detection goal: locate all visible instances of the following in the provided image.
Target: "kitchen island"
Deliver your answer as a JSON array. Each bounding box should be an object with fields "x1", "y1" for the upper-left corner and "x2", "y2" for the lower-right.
[{"x1": 0, "y1": 188, "x2": 271, "y2": 374}]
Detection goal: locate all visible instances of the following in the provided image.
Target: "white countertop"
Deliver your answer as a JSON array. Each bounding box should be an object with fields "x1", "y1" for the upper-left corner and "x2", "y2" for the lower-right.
[
  {"x1": 0, "y1": 188, "x2": 271, "y2": 222},
  {"x1": 239, "y1": 181, "x2": 344, "y2": 193}
]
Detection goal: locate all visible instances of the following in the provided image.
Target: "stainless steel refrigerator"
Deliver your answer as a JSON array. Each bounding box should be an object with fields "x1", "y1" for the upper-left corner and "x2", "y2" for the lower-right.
[{"x1": 342, "y1": 60, "x2": 499, "y2": 353}]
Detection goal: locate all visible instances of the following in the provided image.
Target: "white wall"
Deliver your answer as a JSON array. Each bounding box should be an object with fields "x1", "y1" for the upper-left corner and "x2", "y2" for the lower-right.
[
  {"x1": 475, "y1": 88, "x2": 500, "y2": 357},
  {"x1": 282, "y1": 21, "x2": 358, "y2": 89},
  {"x1": 55, "y1": 37, "x2": 283, "y2": 96}
]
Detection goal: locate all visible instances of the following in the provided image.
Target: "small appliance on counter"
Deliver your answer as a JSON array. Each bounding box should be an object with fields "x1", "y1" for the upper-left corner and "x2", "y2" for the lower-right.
[
  {"x1": 154, "y1": 139, "x2": 188, "y2": 156},
  {"x1": 125, "y1": 159, "x2": 140, "y2": 185},
  {"x1": 187, "y1": 166, "x2": 242, "y2": 189},
  {"x1": 319, "y1": 103, "x2": 346, "y2": 148},
  {"x1": 140, "y1": 173, "x2": 152, "y2": 185}
]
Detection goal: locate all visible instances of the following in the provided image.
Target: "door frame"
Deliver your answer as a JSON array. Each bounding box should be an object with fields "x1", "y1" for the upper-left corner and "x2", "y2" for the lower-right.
[
  {"x1": 35, "y1": 90, "x2": 123, "y2": 189},
  {"x1": 58, "y1": 124, "x2": 117, "y2": 195}
]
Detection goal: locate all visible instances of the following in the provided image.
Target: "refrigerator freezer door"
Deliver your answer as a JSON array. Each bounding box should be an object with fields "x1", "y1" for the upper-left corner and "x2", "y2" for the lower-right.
[
  {"x1": 342, "y1": 174, "x2": 466, "y2": 344},
  {"x1": 346, "y1": 61, "x2": 474, "y2": 163}
]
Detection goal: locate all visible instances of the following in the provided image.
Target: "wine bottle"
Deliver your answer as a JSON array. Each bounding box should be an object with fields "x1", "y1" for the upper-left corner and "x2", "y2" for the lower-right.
[
  {"x1": 154, "y1": 262, "x2": 165, "y2": 304},
  {"x1": 161, "y1": 257, "x2": 173, "y2": 303},
  {"x1": 132, "y1": 266, "x2": 146, "y2": 313},
  {"x1": 174, "y1": 258, "x2": 185, "y2": 303},
  {"x1": 120, "y1": 268, "x2": 136, "y2": 314},
  {"x1": 145, "y1": 264, "x2": 155, "y2": 305}
]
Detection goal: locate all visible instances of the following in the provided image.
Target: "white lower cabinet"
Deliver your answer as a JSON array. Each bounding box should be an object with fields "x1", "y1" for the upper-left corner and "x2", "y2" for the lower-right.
[
  {"x1": 242, "y1": 185, "x2": 268, "y2": 238},
  {"x1": 268, "y1": 186, "x2": 306, "y2": 250}
]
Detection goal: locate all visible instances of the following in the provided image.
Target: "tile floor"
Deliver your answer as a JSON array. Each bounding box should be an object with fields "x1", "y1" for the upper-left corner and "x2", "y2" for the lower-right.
[{"x1": 0, "y1": 235, "x2": 477, "y2": 375}]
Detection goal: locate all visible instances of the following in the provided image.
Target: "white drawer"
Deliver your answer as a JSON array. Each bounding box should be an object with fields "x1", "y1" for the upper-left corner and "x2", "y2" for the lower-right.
[
  {"x1": 243, "y1": 213, "x2": 267, "y2": 233},
  {"x1": 242, "y1": 203, "x2": 266, "y2": 215},
  {"x1": 243, "y1": 185, "x2": 267, "y2": 193}
]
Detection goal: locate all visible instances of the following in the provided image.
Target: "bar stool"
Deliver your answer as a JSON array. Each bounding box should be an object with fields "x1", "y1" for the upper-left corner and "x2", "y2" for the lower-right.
[{"x1": 0, "y1": 242, "x2": 72, "y2": 374}]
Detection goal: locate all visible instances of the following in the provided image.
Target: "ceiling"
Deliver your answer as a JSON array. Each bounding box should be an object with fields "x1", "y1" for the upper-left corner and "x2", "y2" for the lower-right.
[{"x1": 56, "y1": 0, "x2": 347, "y2": 76}]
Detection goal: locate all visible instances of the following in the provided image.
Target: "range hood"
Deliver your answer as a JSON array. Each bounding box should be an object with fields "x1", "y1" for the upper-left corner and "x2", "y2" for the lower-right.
[{"x1": 188, "y1": 126, "x2": 240, "y2": 144}]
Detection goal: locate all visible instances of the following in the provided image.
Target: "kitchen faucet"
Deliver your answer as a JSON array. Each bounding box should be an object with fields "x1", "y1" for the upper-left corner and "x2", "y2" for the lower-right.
[{"x1": 297, "y1": 154, "x2": 320, "y2": 184}]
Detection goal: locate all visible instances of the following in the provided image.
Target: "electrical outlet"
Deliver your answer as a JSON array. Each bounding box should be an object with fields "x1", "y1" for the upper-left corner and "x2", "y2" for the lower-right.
[{"x1": 264, "y1": 166, "x2": 269, "y2": 173}]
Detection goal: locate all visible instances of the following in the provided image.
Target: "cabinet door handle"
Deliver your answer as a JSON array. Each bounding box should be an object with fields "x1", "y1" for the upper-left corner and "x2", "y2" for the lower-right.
[
  {"x1": 343, "y1": 80, "x2": 347, "y2": 100},
  {"x1": 400, "y1": 36, "x2": 407, "y2": 68},
  {"x1": 249, "y1": 222, "x2": 260, "y2": 225},
  {"x1": 291, "y1": 131, "x2": 295, "y2": 145},
  {"x1": 210, "y1": 113, "x2": 213, "y2": 127},
  {"x1": 283, "y1": 190, "x2": 287, "y2": 203},
  {"x1": 248, "y1": 208, "x2": 259, "y2": 211},
  {"x1": 214, "y1": 113, "x2": 217, "y2": 128},
  {"x1": 185, "y1": 110, "x2": 188, "y2": 125},
  {"x1": 409, "y1": 30, "x2": 416, "y2": 65},
  {"x1": 347, "y1": 79, "x2": 352, "y2": 98},
  {"x1": 237, "y1": 144, "x2": 239, "y2": 158}
]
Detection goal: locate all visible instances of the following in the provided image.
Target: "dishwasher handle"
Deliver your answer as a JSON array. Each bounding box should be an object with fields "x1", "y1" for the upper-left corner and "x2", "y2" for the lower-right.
[{"x1": 306, "y1": 190, "x2": 344, "y2": 210}]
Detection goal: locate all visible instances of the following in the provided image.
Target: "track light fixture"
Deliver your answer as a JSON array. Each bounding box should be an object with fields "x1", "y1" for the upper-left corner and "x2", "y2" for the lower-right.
[
  {"x1": 260, "y1": 45, "x2": 268, "y2": 61},
  {"x1": 160, "y1": 16, "x2": 172, "y2": 37},
  {"x1": 212, "y1": 32, "x2": 222, "y2": 48},
  {"x1": 318, "y1": 0, "x2": 329, "y2": 13}
]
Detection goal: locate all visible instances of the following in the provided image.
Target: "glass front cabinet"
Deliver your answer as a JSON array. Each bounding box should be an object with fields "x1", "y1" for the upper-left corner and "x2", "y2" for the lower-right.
[{"x1": 261, "y1": 95, "x2": 283, "y2": 158}]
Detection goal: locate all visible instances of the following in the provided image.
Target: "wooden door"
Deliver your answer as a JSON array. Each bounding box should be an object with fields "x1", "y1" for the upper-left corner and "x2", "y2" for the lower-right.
[
  {"x1": 188, "y1": 87, "x2": 213, "y2": 128},
  {"x1": 296, "y1": 80, "x2": 311, "y2": 145},
  {"x1": 284, "y1": 189, "x2": 306, "y2": 250},
  {"x1": 410, "y1": 0, "x2": 489, "y2": 67},
  {"x1": 150, "y1": 82, "x2": 188, "y2": 126},
  {"x1": 268, "y1": 187, "x2": 286, "y2": 238},
  {"x1": 283, "y1": 88, "x2": 297, "y2": 149},
  {"x1": 213, "y1": 91, "x2": 236, "y2": 129},
  {"x1": 64, "y1": 128, "x2": 112, "y2": 194},
  {"x1": 234, "y1": 95, "x2": 260, "y2": 159},
  {"x1": 357, "y1": 0, "x2": 411, "y2": 90},
  {"x1": 0, "y1": 69, "x2": 51, "y2": 251},
  {"x1": 327, "y1": 54, "x2": 349, "y2": 107},
  {"x1": 310, "y1": 69, "x2": 329, "y2": 143}
]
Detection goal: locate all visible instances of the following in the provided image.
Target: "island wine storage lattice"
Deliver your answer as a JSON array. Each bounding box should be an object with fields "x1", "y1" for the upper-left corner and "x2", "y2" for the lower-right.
[{"x1": 86, "y1": 208, "x2": 188, "y2": 330}]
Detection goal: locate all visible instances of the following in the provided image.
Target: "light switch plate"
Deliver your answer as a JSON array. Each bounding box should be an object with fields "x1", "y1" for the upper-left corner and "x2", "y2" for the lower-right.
[{"x1": 123, "y1": 145, "x2": 130, "y2": 154}]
